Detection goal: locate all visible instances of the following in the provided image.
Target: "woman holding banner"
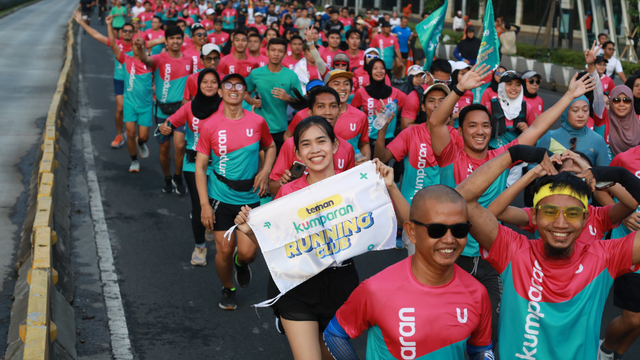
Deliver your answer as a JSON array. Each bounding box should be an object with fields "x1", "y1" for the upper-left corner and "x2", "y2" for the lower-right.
[{"x1": 234, "y1": 116, "x2": 409, "y2": 360}]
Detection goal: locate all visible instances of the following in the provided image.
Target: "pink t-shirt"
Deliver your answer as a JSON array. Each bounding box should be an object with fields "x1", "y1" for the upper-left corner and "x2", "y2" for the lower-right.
[
  {"x1": 207, "y1": 31, "x2": 229, "y2": 45},
  {"x1": 319, "y1": 47, "x2": 344, "y2": 66},
  {"x1": 523, "y1": 95, "x2": 544, "y2": 120},
  {"x1": 218, "y1": 53, "x2": 259, "y2": 77}
]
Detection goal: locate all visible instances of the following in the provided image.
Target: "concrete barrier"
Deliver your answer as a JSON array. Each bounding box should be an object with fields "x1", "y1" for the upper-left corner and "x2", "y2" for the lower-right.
[{"x1": 5, "y1": 10, "x2": 78, "y2": 360}]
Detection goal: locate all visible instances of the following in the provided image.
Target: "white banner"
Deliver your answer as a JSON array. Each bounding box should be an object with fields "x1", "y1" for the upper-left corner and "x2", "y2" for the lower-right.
[{"x1": 246, "y1": 162, "x2": 397, "y2": 302}]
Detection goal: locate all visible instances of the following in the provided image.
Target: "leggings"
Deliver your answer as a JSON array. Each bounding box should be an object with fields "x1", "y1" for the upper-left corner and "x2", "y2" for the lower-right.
[{"x1": 184, "y1": 171, "x2": 206, "y2": 246}]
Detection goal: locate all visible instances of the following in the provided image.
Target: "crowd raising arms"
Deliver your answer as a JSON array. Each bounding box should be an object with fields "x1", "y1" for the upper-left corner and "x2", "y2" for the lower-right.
[{"x1": 72, "y1": 2, "x2": 640, "y2": 358}]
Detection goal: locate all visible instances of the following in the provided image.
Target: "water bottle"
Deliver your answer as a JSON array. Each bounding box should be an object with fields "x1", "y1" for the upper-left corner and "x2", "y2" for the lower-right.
[
  {"x1": 372, "y1": 99, "x2": 398, "y2": 130},
  {"x1": 354, "y1": 149, "x2": 363, "y2": 163}
]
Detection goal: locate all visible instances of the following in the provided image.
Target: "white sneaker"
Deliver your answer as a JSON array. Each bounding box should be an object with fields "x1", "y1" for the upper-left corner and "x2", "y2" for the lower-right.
[
  {"x1": 598, "y1": 340, "x2": 614, "y2": 360},
  {"x1": 191, "y1": 246, "x2": 207, "y2": 266},
  {"x1": 129, "y1": 160, "x2": 140, "y2": 172},
  {"x1": 137, "y1": 137, "x2": 149, "y2": 158}
]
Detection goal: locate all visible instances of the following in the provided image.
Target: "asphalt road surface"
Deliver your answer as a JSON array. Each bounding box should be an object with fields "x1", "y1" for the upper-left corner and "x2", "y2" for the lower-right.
[{"x1": 50, "y1": 10, "x2": 640, "y2": 360}]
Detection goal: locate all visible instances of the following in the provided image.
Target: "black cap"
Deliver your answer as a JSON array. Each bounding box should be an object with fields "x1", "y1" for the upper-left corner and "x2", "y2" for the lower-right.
[
  {"x1": 499, "y1": 70, "x2": 521, "y2": 83},
  {"x1": 379, "y1": 20, "x2": 391, "y2": 27},
  {"x1": 594, "y1": 55, "x2": 608, "y2": 64},
  {"x1": 466, "y1": 25, "x2": 475, "y2": 33},
  {"x1": 222, "y1": 73, "x2": 247, "y2": 87}
]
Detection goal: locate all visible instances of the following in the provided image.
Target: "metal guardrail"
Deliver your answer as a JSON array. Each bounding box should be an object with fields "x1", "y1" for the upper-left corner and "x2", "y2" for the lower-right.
[{"x1": 20, "y1": 11, "x2": 75, "y2": 360}]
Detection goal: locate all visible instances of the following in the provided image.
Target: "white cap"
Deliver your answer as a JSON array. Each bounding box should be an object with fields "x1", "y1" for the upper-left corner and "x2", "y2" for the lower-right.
[
  {"x1": 205, "y1": 8, "x2": 215, "y2": 14},
  {"x1": 449, "y1": 60, "x2": 471, "y2": 72},
  {"x1": 202, "y1": 43, "x2": 221, "y2": 56},
  {"x1": 324, "y1": 4, "x2": 330, "y2": 8},
  {"x1": 364, "y1": 47, "x2": 380, "y2": 56},
  {"x1": 254, "y1": 11, "x2": 263, "y2": 16},
  {"x1": 407, "y1": 64, "x2": 425, "y2": 76}
]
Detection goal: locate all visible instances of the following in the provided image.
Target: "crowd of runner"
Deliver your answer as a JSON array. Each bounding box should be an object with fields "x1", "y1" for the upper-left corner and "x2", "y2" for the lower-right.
[{"x1": 75, "y1": 0, "x2": 640, "y2": 358}]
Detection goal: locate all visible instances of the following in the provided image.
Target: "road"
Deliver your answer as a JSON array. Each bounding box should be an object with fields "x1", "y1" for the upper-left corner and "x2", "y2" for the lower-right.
[
  {"x1": 0, "y1": 0, "x2": 79, "y2": 356},
  {"x1": 49, "y1": 10, "x2": 640, "y2": 360}
]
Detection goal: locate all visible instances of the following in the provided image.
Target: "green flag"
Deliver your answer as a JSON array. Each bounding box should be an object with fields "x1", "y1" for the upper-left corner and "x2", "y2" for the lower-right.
[
  {"x1": 472, "y1": 0, "x2": 501, "y2": 103},
  {"x1": 416, "y1": 0, "x2": 448, "y2": 73}
]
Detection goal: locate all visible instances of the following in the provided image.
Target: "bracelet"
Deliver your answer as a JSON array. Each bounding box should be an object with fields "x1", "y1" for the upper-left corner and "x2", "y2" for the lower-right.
[
  {"x1": 306, "y1": 42, "x2": 314, "y2": 46},
  {"x1": 452, "y1": 85, "x2": 464, "y2": 96}
]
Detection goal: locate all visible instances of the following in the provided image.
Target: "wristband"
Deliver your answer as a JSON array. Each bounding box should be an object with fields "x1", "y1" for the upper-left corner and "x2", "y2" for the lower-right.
[
  {"x1": 507, "y1": 145, "x2": 547, "y2": 164},
  {"x1": 452, "y1": 85, "x2": 464, "y2": 96},
  {"x1": 306, "y1": 42, "x2": 314, "y2": 46}
]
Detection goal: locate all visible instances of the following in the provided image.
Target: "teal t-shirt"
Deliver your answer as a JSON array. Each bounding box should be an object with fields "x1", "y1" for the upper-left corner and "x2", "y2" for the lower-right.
[
  {"x1": 246, "y1": 66, "x2": 303, "y2": 133},
  {"x1": 110, "y1": 6, "x2": 128, "y2": 28}
]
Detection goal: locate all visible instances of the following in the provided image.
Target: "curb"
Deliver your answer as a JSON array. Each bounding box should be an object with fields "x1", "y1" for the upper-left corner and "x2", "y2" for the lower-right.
[{"x1": 4, "y1": 8, "x2": 78, "y2": 360}]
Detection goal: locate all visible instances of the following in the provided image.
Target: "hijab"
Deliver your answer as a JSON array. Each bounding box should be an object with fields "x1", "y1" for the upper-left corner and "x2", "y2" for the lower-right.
[
  {"x1": 489, "y1": 67, "x2": 505, "y2": 93},
  {"x1": 522, "y1": 76, "x2": 540, "y2": 99},
  {"x1": 191, "y1": 68, "x2": 222, "y2": 119},
  {"x1": 608, "y1": 85, "x2": 640, "y2": 156},
  {"x1": 624, "y1": 75, "x2": 640, "y2": 115},
  {"x1": 497, "y1": 81, "x2": 524, "y2": 120},
  {"x1": 365, "y1": 58, "x2": 392, "y2": 99},
  {"x1": 560, "y1": 96, "x2": 589, "y2": 137}
]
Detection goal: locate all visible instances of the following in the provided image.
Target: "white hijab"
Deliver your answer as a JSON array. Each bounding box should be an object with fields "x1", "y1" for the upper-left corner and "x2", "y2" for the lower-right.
[{"x1": 497, "y1": 82, "x2": 524, "y2": 120}]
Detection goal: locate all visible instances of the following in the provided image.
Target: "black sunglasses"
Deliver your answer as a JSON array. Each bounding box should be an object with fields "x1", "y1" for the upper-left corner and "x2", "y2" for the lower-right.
[
  {"x1": 122, "y1": 29, "x2": 134, "y2": 33},
  {"x1": 612, "y1": 96, "x2": 632, "y2": 104},
  {"x1": 411, "y1": 220, "x2": 472, "y2": 239},
  {"x1": 528, "y1": 79, "x2": 541, "y2": 85}
]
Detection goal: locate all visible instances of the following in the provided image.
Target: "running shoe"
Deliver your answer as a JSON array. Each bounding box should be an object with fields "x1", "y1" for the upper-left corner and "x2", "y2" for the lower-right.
[
  {"x1": 137, "y1": 137, "x2": 149, "y2": 158},
  {"x1": 234, "y1": 251, "x2": 252, "y2": 288},
  {"x1": 111, "y1": 134, "x2": 125, "y2": 148},
  {"x1": 162, "y1": 177, "x2": 174, "y2": 193},
  {"x1": 219, "y1": 288, "x2": 237, "y2": 310},
  {"x1": 190, "y1": 246, "x2": 207, "y2": 266},
  {"x1": 598, "y1": 340, "x2": 614, "y2": 360},
  {"x1": 129, "y1": 160, "x2": 140, "y2": 173},
  {"x1": 173, "y1": 174, "x2": 186, "y2": 194}
]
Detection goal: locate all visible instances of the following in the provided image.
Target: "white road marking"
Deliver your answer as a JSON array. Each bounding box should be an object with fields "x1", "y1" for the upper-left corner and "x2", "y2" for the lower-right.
[{"x1": 77, "y1": 33, "x2": 134, "y2": 360}]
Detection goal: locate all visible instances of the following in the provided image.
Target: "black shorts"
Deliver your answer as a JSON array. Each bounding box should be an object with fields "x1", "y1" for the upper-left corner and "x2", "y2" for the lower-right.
[
  {"x1": 271, "y1": 131, "x2": 285, "y2": 155},
  {"x1": 209, "y1": 199, "x2": 260, "y2": 231},
  {"x1": 268, "y1": 259, "x2": 359, "y2": 332},
  {"x1": 81, "y1": 7, "x2": 92, "y2": 16},
  {"x1": 401, "y1": 52, "x2": 408, "y2": 59},
  {"x1": 614, "y1": 272, "x2": 640, "y2": 312}
]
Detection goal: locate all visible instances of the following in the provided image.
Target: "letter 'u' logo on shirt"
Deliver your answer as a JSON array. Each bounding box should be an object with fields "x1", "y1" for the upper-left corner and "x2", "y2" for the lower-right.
[
  {"x1": 456, "y1": 308, "x2": 468, "y2": 323},
  {"x1": 246, "y1": 129, "x2": 254, "y2": 137},
  {"x1": 350, "y1": 123, "x2": 356, "y2": 131},
  {"x1": 337, "y1": 159, "x2": 344, "y2": 169},
  {"x1": 589, "y1": 225, "x2": 596, "y2": 236}
]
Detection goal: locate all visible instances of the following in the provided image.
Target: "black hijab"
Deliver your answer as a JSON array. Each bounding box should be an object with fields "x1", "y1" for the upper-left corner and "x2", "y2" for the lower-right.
[
  {"x1": 365, "y1": 58, "x2": 393, "y2": 99},
  {"x1": 191, "y1": 69, "x2": 222, "y2": 119},
  {"x1": 490, "y1": 66, "x2": 506, "y2": 93},
  {"x1": 522, "y1": 76, "x2": 540, "y2": 99},
  {"x1": 624, "y1": 74, "x2": 640, "y2": 115}
]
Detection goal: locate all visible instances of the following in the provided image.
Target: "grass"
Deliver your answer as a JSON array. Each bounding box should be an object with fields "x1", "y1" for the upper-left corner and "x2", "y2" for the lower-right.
[{"x1": 0, "y1": 0, "x2": 40, "y2": 16}]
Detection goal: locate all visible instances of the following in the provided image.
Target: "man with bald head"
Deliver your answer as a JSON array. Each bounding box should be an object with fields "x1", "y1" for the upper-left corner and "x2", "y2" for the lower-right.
[{"x1": 323, "y1": 185, "x2": 495, "y2": 360}]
